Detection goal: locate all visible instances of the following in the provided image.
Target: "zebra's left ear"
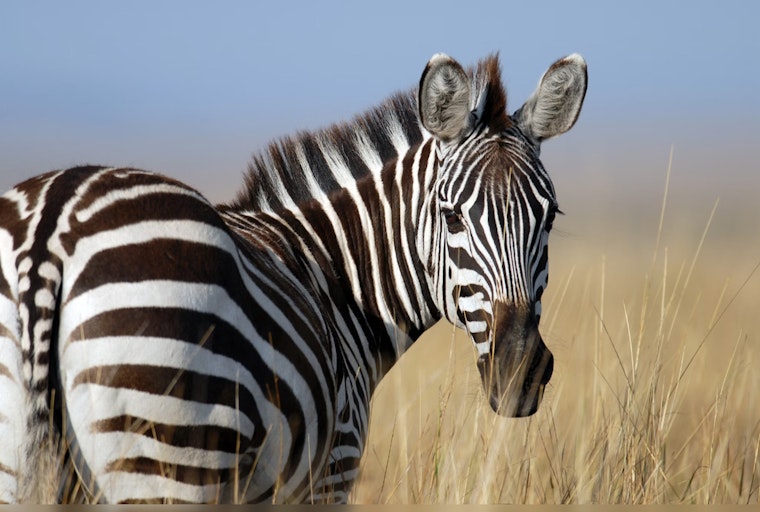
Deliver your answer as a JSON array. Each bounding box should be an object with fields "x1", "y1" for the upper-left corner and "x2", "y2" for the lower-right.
[
  {"x1": 513, "y1": 54, "x2": 587, "y2": 144},
  {"x1": 418, "y1": 53, "x2": 473, "y2": 144}
]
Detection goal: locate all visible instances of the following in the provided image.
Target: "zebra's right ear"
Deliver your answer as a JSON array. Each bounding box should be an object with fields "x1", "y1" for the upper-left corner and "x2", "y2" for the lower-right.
[
  {"x1": 418, "y1": 54, "x2": 473, "y2": 144},
  {"x1": 513, "y1": 53, "x2": 587, "y2": 145}
]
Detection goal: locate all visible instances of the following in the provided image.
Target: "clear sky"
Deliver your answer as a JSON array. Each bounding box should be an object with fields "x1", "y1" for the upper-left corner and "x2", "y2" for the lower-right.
[{"x1": 1, "y1": 1, "x2": 758, "y2": 204}]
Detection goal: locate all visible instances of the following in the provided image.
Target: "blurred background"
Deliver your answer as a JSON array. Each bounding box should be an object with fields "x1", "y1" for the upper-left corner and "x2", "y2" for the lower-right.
[
  {"x1": 2, "y1": 1, "x2": 758, "y2": 208},
  {"x1": 2, "y1": 1, "x2": 759, "y2": 502}
]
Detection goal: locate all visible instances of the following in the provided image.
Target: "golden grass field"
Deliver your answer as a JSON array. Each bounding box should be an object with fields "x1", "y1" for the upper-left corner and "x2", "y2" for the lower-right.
[{"x1": 352, "y1": 164, "x2": 760, "y2": 504}]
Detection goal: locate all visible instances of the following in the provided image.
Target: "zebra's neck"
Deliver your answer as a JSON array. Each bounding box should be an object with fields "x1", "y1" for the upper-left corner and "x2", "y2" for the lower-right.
[
  {"x1": 221, "y1": 137, "x2": 442, "y2": 384},
  {"x1": 219, "y1": 90, "x2": 448, "y2": 377},
  {"x1": 291, "y1": 138, "x2": 441, "y2": 364}
]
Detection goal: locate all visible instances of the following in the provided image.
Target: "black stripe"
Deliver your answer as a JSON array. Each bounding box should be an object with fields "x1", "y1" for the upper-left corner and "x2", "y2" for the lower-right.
[
  {"x1": 328, "y1": 126, "x2": 372, "y2": 180},
  {"x1": 300, "y1": 136, "x2": 340, "y2": 197},
  {"x1": 93, "y1": 414, "x2": 249, "y2": 454},
  {"x1": 61, "y1": 190, "x2": 222, "y2": 256},
  {"x1": 66, "y1": 238, "x2": 237, "y2": 301},
  {"x1": 72, "y1": 364, "x2": 257, "y2": 415},
  {"x1": 104, "y1": 455, "x2": 226, "y2": 488}
]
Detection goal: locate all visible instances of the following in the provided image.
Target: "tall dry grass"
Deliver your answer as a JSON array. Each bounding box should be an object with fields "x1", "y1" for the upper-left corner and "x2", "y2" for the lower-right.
[{"x1": 352, "y1": 164, "x2": 760, "y2": 504}]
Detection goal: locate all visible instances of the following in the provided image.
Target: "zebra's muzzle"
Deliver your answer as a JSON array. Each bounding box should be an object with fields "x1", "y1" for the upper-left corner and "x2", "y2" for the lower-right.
[
  {"x1": 477, "y1": 340, "x2": 553, "y2": 417},
  {"x1": 476, "y1": 303, "x2": 554, "y2": 417}
]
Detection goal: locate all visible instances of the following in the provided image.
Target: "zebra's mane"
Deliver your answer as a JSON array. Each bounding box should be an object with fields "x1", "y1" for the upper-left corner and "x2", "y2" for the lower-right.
[{"x1": 227, "y1": 54, "x2": 506, "y2": 213}]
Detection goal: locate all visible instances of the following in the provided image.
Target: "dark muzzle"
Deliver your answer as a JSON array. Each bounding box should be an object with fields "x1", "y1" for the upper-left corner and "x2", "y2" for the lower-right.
[{"x1": 476, "y1": 302, "x2": 554, "y2": 417}]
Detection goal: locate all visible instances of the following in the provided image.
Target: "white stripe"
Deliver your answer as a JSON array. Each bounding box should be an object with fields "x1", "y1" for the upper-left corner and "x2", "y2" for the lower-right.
[
  {"x1": 385, "y1": 113, "x2": 411, "y2": 156},
  {"x1": 457, "y1": 292, "x2": 492, "y2": 314},
  {"x1": 70, "y1": 385, "x2": 253, "y2": 433},
  {"x1": 0, "y1": 230, "x2": 18, "y2": 301},
  {"x1": 92, "y1": 430, "x2": 246, "y2": 469},
  {"x1": 353, "y1": 127, "x2": 383, "y2": 172},
  {"x1": 467, "y1": 320, "x2": 488, "y2": 334},
  {"x1": 317, "y1": 137, "x2": 355, "y2": 189},
  {"x1": 475, "y1": 341, "x2": 491, "y2": 356},
  {"x1": 96, "y1": 471, "x2": 221, "y2": 503}
]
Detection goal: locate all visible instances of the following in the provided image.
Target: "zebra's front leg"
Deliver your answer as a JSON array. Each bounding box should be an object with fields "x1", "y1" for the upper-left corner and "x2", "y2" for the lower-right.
[
  {"x1": 305, "y1": 444, "x2": 361, "y2": 504},
  {"x1": 306, "y1": 396, "x2": 366, "y2": 504}
]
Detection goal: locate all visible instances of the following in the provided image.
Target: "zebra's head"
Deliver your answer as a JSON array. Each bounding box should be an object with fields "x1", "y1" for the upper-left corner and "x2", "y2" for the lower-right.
[{"x1": 417, "y1": 53, "x2": 587, "y2": 417}]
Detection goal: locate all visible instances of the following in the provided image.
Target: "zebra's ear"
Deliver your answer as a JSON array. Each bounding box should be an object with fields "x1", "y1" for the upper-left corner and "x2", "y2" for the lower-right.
[
  {"x1": 418, "y1": 53, "x2": 473, "y2": 143},
  {"x1": 513, "y1": 54, "x2": 587, "y2": 144}
]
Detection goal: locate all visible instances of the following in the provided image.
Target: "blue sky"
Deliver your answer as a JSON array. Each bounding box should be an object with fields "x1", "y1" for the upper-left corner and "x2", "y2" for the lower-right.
[{"x1": 1, "y1": 1, "x2": 758, "y2": 203}]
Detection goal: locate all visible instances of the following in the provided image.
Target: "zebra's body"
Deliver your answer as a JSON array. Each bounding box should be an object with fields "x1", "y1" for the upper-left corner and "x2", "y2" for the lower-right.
[{"x1": 0, "y1": 52, "x2": 587, "y2": 503}]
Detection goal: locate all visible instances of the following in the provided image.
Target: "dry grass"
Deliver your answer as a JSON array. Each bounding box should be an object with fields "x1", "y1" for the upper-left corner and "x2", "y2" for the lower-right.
[{"x1": 352, "y1": 170, "x2": 760, "y2": 504}]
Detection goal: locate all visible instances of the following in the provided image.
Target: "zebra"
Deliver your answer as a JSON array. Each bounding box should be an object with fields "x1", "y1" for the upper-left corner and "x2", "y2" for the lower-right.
[{"x1": 0, "y1": 51, "x2": 587, "y2": 503}]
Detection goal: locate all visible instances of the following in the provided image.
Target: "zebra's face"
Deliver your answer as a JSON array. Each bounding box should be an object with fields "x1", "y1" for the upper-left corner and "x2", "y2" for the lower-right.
[
  {"x1": 434, "y1": 140, "x2": 556, "y2": 417},
  {"x1": 419, "y1": 53, "x2": 587, "y2": 417}
]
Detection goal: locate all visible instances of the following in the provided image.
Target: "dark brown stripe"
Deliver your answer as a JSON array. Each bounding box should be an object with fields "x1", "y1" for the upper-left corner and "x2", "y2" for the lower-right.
[
  {"x1": 17, "y1": 168, "x2": 100, "y2": 425},
  {"x1": 262, "y1": 211, "x2": 368, "y2": 368},
  {"x1": 385, "y1": 147, "x2": 420, "y2": 323},
  {"x1": 66, "y1": 238, "x2": 236, "y2": 301},
  {"x1": 0, "y1": 199, "x2": 14, "y2": 295},
  {"x1": 326, "y1": 125, "x2": 371, "y2": 181},
  {"x1": 64, "y1": 306, "x2": 302, "y2": 452},
  {"x1": 72, "y1": 168, "x2": 197, "y2": 214},
  {"x1": 72, "y1": 364, "x2": 256, "y2": 415},
  {"x1": 60, "y1": 190, "x2": 224, "y2": 256},
  {"x1": 329, "y1": 191, "x2": 377, "y2": 313},
  {"x1": 92, "y1": 415, "x2": 248, "y2": 454},
  {"x1": 104, "y1": 456, "x2": 226, "y2": 487},
  {"x1": 408, "y1": 140, "x2": 440, "y2": 321},
  {"x1": 65, "y1": 305, "x2": 322, "y2": 447},
  {"x1": 300, "y1": 136, "x2": 341, "y2": 198},
  {"x1": 0, "y1": 170, "x2": 60, "y2": 254}
]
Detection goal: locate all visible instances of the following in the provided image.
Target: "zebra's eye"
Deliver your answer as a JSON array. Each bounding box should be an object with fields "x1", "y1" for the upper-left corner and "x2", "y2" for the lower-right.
[
  {"x1": 545, "y1": 206, "x2": 562, "y2": 232},
  {"x1": 442, "y1": 207, "x2": 465, "y2": 233},
  {"x1": 545, "y1": 212, "x2": 555, "y2": 232}
]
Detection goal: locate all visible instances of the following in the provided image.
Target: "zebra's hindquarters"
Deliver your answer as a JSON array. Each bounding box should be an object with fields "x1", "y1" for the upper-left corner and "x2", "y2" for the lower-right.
[
  {"x1": 40, "y1": 167, "x2": 265, "y2": 503},
  {"x1": 0, "y1": 166, "x2": 283, "y2": 503},
  {"x1": 0, "y1": 159, "x2": 365, "y2": 504}
]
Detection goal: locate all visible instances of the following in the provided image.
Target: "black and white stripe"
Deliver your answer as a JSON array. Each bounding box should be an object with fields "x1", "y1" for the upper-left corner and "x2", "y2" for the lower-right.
[{"x1": 0, "y1": 52, "x2": 586, "y2": 503}]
